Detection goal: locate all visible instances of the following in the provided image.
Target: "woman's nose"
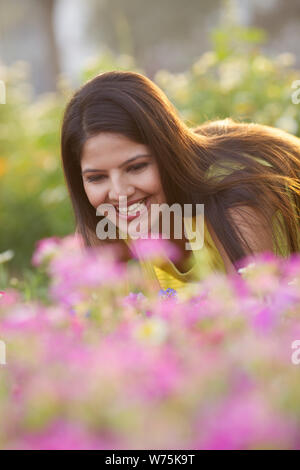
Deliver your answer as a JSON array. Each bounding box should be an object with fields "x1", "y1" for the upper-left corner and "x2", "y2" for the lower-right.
[{"x1": 108, "y1": 175, "x2": 135, "y2": 202}]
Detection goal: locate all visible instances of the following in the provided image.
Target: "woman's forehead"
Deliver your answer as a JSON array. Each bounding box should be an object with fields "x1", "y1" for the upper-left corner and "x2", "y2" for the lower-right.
[{"x1": 81, "y1": 133, "x2": 151, "y2": 168}]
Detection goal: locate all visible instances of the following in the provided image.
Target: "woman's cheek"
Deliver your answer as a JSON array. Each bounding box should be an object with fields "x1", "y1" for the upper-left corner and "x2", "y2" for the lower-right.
[
  {"x1": 84, "y1": 184, "x2": 106, "y2": 209},
  {"x1": 139, "y1": 168, "x2": 163, "y2": 194}
]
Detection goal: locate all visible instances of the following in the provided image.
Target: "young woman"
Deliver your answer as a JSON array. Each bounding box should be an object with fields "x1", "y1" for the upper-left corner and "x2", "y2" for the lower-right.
[{"x1": 60, "y1": 70, "x2": 300, "y2": 295}]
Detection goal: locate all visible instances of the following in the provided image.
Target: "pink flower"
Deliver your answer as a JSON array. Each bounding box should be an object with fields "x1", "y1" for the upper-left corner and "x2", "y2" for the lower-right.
[
  {"x1": 130, "y1": 236, "x2": 180, "y2": 262},
  {"x1": 196, "y1": 392, "x2": 297, "y2": 450},
  {"x1": 16, "y1": 420, "x2": 119, "y2": 450},
  {"x1": 31, "y1": 236, "x2": 61, "y2": 267},
  {"x1": 252, "y1": 306, "x2": 273, "y2": 334},
  {"x1": 0, "y1": 288, "x2": 21, "y2": 308},
  {"x1": 49, "y1": 249, "x2": 125, "y2": 307}
]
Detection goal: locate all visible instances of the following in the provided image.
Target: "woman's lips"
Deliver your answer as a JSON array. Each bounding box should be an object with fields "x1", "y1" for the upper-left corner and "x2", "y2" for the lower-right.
[{"x1": 116, "y1": 196, "x2": 150, "y2": 221}]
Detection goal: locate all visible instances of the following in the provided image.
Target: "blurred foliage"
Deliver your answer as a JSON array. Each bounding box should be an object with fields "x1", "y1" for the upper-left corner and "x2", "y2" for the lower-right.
[
  {"x1": 1, "y1": 22, "x2": 300, "y2": 287},
  {"x1": 0, "y1": 61, "x2": 74, "y2": 275},
  {"x1": 154, "y1": 25, "x2": 300, "y2": 131}
]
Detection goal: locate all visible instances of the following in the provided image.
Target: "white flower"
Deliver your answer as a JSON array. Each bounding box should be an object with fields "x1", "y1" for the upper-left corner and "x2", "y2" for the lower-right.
[{"x1": 0, "y1": 250, "x2": 14, "y2": 264}]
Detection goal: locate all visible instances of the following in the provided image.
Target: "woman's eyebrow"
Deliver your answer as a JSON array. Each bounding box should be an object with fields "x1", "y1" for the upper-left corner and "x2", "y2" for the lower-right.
[{"x1": 82, "y1": 153, "x2": 152, "y2": 175}]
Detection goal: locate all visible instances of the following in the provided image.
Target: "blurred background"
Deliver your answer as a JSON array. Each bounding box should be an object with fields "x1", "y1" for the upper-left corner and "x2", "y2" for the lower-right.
[
  {"x1": 1, "y1": 0, "x2": 300, "y2": 95},
  {"x1": 0, "y1": 0, "x2": 300, "y2": 289}
]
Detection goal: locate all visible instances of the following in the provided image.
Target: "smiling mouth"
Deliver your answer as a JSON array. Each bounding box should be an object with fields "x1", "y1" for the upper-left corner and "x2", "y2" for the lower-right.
[{"x1": 115, "y1": 197, "x2": 149, "y2": 216}]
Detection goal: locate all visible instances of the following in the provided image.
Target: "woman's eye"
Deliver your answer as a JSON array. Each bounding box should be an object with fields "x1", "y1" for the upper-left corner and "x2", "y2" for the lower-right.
[
  {"x1": 128, "y1": 162, "x2": 149, "y2": 172},
  {"x1": 85, "y1": 163, "x2": 149, "y2": 183},
  {"x1": 86, "y1": 175, "x2": 107, "y2": 183}
]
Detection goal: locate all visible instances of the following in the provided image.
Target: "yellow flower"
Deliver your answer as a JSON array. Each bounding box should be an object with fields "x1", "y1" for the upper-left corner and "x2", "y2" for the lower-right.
[{"x1": 133, "y1": 317, "x2": 168, "y2": 345}]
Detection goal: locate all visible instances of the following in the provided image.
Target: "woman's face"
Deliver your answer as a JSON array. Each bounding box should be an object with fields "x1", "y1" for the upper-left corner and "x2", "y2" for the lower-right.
[{"x1": 81, "y1": 132, "x2": 167, "y2": 238}]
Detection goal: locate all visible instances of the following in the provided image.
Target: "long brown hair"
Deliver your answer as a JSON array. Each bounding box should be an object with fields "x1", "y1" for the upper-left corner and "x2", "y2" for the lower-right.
[{"x1": 61, "y1": 70, "x2": 300, "y2": 269}]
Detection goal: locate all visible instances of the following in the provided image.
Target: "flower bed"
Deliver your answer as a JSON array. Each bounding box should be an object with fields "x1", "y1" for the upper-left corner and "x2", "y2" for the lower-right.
[{"x1": 0, "y1": 235, "x2": 300, "y2": 449}]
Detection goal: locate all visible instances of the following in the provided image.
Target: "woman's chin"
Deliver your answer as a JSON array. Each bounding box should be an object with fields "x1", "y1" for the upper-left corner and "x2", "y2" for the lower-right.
[{"x1": 116, "y1": 215, "x2": 157, "y2": 239}]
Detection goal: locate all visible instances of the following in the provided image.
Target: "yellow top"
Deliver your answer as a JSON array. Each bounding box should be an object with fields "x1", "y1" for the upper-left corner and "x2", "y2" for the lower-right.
[{"x1": 144, "y1": 215, "x2": 226, "y2": 299}]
